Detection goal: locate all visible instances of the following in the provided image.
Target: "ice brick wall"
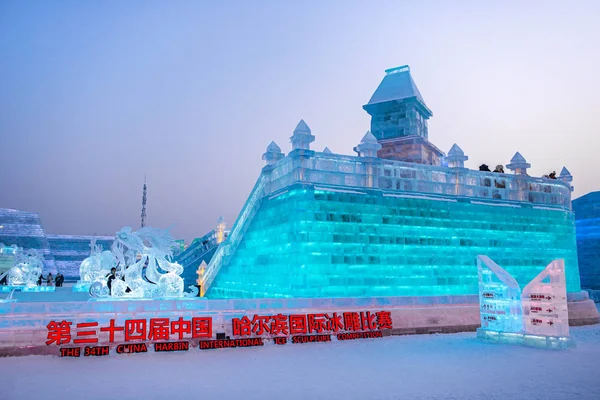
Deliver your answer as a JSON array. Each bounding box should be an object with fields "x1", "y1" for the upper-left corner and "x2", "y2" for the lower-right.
[
  {"x1": 573, "y1": 191, "x2": 600, "y2": 290},
  {"x1": 208, "y1": 185, "x2": 580, "y2": 299}
]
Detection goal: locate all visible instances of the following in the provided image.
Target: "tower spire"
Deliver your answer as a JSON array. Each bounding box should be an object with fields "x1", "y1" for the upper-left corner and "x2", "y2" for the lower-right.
[{"x1": 141, "y1": 174, "x2": 147, "y2": 228}]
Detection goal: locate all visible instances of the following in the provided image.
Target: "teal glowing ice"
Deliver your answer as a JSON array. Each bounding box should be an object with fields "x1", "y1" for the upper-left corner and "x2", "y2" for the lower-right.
[
  {"x1": 573, "y1": 191, "x2": 600, "y2": 291},
  {"x1": 208, "y1": 184, "x2": 580, "y2": 299}
]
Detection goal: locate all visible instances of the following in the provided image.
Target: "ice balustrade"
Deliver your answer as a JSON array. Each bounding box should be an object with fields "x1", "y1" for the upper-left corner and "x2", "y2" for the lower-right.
[
  {"x1": 175, "y1": 229, "x2": 217, "y2": 267},
  {"x1": 199, "y1": 175, "x2": 267, "y2": 297},
  {"x1": 266, "y1": 152, "x2": 572, "y2": 209}
]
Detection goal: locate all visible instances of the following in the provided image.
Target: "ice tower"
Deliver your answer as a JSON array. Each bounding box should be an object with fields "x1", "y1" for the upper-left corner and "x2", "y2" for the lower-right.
[
  {"x1": 196, "y1": 66, "x2": 597, "y2": 325},
  {"x1": 362, "y1": 65, "x2": 444, "y2": 165}
]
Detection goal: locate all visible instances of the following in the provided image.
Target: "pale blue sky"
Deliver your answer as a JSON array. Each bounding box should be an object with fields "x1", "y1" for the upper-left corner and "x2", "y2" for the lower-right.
[{"x1": 1, "y1": 0, "x2": 599, "y2": 241}]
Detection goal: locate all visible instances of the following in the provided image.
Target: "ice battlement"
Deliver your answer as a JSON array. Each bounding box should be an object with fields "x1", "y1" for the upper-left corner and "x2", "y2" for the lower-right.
[{"x1": 263, "y1": 142, "x2": 573, "y2": 210}]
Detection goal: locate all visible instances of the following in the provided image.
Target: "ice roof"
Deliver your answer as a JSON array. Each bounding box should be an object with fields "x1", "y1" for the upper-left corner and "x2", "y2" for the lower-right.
[{"x1": 366, "y1": 65, "x2": 427, "y2": 107}]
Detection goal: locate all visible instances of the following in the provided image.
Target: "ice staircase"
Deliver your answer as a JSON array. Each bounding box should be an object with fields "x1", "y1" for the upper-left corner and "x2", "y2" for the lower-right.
[{"x1": 199, "y1": 175, "x2": 267, "y2": 297}]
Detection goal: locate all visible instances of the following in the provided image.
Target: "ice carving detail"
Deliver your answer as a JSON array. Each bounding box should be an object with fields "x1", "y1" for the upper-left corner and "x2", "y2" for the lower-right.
[{"x1": 82, "y1": 226, "x2": 194, "y2": 299}]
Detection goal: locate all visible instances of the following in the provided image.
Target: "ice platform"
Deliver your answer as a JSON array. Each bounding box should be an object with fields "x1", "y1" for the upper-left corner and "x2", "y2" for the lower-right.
[
  {"x1": 476, "y1": 328, "x2": 575, "y2": 350},
  {"x1": 0, "y1": 285, "x2": 55, "y2": 293}
]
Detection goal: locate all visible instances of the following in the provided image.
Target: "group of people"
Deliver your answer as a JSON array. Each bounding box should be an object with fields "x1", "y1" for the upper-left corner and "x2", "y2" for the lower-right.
[
  {"x1": 479, "y1": 164, "x2": 505, "y2": 173},
  {"x1": 479, "y1": 164, "x2": 558, "y2": 179},
  {"x1": 0, "y1": 271, "x2": 65, "y2": 286},
  {"x1": 35, "y1": 272, "x2": 65, "y2": 287}
]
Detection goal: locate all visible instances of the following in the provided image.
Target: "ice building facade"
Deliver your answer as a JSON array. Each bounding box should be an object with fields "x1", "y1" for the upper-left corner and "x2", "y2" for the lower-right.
[
  {"x1": 0, "y1": 208, "x2": 113, "y2": 281},
  {"x1": 573, "y1": 191, "x2": 600, "y2": 300},
  {"x1": 200, "y1": 66, "x2": 580, "y2": 299}
]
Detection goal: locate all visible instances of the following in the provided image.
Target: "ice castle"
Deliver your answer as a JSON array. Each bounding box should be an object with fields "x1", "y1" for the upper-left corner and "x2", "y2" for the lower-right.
[{"x1": 199, "y1": 66, "x2": 581, "y2": 300}]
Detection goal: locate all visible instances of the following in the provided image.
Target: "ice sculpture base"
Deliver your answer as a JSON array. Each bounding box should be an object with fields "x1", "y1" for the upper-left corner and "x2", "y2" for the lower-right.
[
  {"x1": 0, "y1": 285, "x2": 55, "y2": 293},
  {"x1": 477, "y1": 328, "x2": 575, "y2": 350},
  {"x1": 72, "y1": 282, "x2": 91, "y2": 292}
]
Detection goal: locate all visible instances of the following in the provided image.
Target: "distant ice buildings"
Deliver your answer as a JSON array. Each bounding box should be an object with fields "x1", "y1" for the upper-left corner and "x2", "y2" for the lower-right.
[{"x1": 0, "y1": 208, "x2": 113, "y2": 281}]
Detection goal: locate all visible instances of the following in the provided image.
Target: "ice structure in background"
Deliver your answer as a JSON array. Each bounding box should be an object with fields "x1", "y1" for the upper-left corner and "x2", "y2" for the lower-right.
[
  {"x1": 0, "y1": 244, "x2": 53, "y2": 293},
  {"x1": 84, "y1": 226, "x2": 197, "y2": 299},
  {"x1": 572, "y1": 190, "x2": 600, "y2": 302},
  {"x1": 0, "y1": 207, "x2": 115, "y2": 280},
  {"x1": 476, "y1": 256, "x2": 574, "y2": 349}
]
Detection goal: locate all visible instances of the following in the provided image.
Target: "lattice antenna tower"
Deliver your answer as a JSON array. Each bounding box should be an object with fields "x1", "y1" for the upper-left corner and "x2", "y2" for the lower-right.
[{"x1": 141, "y1": 174, "x2": 147, "y2": 228}]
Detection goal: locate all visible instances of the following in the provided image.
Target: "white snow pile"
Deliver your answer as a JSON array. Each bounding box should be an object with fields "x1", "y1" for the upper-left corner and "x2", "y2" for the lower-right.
[{"x1": 1, "y1": 322, "x2": 599, "y2": 400}]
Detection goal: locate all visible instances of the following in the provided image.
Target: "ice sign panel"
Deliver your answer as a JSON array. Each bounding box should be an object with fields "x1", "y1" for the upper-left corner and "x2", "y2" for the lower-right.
[
  {"x1": 477, "y1": 256, "x2": 523, "y2": 333},
  {"x1": 522, "y1": 260, "x2": 569, "y2": 337}
]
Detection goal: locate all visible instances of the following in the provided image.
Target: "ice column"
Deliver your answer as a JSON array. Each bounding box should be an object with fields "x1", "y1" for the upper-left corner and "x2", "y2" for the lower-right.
[
  {"x1": 289, "y1": 120, "x2": 315, "y2": 182},
  {"x1": 215, "y1": 216, "x2": 226, "y2": 245},
  {"x1": 354, "y1": 131, "x2": 382, "y2": 188},
  {"x1": 196, "y1": 260, "x2": 208, "y2": 287},
  {"x1": 506, "y1": 152, "x2": 531, "y2": 201},
  {"x1": 262, "y1": 141, "x2": 284, "y2": 193},
  {"x1": 558, "y1": 167, "x2": 574, "y2": 192}
]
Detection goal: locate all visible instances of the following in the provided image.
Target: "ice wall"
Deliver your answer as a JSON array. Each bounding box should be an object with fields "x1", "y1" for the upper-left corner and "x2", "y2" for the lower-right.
[{"x1": 209, "y1": 184, "x2": 580, "y2": 299}]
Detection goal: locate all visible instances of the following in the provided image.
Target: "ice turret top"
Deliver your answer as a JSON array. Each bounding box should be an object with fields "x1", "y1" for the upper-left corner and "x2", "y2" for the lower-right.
[{"x1": 365, "y1": 65, "x2": 431, "y2": 115}]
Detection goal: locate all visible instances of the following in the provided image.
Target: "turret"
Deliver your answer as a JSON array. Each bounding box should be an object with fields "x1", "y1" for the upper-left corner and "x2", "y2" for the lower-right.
[
  {"x1": 506, "y1": 152, "x2": 531, "y2": 175},
  {"x1": 262, "y1": 141, "x2": 284, "y2": 166},
  {"x1": 354, "y1": 131, "x2": 382, "y2": 158},
  {"x1": 290, "y1": 119, "x2": 315, "y2": 150},
  {"x1": 446, "y1": 144, "x2": 468, "y2": 168}
]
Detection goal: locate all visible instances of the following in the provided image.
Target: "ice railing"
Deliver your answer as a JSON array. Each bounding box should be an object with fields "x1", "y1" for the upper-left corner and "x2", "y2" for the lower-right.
[
  {"x1": 267, "y1": 152, "x2": 572, "y2": 209},
  {"x1": 200, "y1": 175, "x2": 267, "y2": 296},
  {"x1": 175, "y1": 229, "x2": 218, "y2": 267}
]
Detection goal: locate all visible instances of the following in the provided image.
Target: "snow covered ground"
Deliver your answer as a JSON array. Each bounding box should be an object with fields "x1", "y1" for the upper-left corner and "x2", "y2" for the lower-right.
[{"x1": 1, "y1": 321, "x2": 599, "y2": 400}]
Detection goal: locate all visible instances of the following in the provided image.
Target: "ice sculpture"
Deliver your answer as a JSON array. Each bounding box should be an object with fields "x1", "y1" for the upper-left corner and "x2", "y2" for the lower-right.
[
  {"x1": 476, "y1": 256, "x2": 574, "y2": 349},
  {"x1": 0, "y1": 246, "x2": 44, "y2": 287},
  {"x1": 85, "y1": 226, "x2": 196, "y2": 299},
  {"x1": 79, "y1": 240, "x2": 116, "y2": 282}
]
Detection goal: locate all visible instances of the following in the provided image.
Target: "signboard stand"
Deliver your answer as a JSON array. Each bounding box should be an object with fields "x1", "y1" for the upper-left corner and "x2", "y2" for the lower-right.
[{"x1": 476, "y1": 256, "x2": 575, "y2": 350}]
